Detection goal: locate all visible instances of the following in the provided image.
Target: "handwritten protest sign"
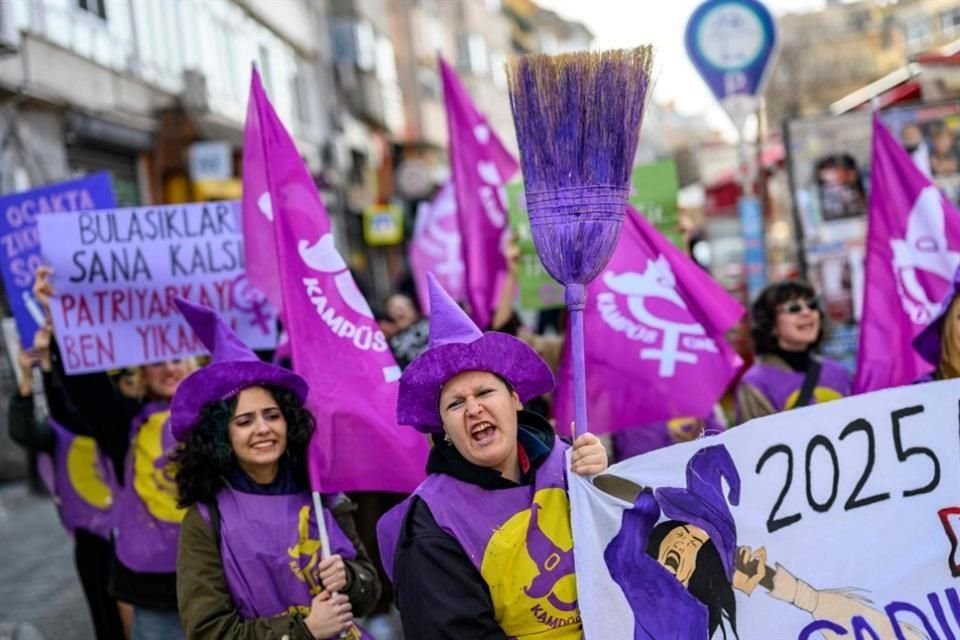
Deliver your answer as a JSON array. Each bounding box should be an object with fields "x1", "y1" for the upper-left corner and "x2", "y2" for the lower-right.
[
  {"x1": 0, "y1": 172, "x2": 115, "y2": 347},
  {"x1": 37, "y1": 200, "x2": 276, "y2": 373},
  {"x1": 570, "y1": 380, "x2": 960, "y2": 639}
]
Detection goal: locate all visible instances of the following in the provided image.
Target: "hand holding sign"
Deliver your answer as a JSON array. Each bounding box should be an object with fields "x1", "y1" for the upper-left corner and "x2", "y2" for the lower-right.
[{"x1": 32, "y1": 265, "x2": 54, "y2": 324}]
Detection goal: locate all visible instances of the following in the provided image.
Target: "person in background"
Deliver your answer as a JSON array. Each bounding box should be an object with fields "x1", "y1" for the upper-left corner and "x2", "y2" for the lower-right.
[
  {"x1": 734, "y1": 280, "x2": 851, "y2": 424},
  {"x1": 172, "y1": 299, "x2": 379, "y2": 639},
  {"x1": 385, "y1": 292, "x2": 429, "y2": 370},
  {"x1": 912, "y1": 268, "x2": 960, "y2": 382},
  {"x1": 35, "y1": 265, "x2": 191, "y2": 640},
  {"x1": 8, "y1": 324, "x2": 125, "y2": 640}
]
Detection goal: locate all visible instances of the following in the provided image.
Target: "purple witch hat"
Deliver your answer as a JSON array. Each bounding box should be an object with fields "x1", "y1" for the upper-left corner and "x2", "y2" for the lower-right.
[
  {"x1": 655, "y1": 445, "x2": 741, "y2": 579},
  {"x1": 397, "y1": 273, "x2": 554, "y2": 433},
  {"x1": 913, "y1": 266, "x2": 960, "y2": 365},
  {"x1": 170, "y1": 298, "x2": 308, "y2": 443}
]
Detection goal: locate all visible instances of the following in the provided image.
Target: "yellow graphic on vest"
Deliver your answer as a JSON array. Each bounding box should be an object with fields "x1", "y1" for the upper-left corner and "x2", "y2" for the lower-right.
[
  {"x1": 68, "y1": 435, "x2": 112, "y2": 509},
  {"x1": 133, "y1": 410, "x2": 185, "y2": 523},
  {"x1": 785, "y1": 386, "x2": 843, "y2": 410},
  {"x1": 480, "y1": 487, "x2": 581, "y2": 638},
  {"x1": 288, "y1": 505, "x2": 324, "y2": 596}
]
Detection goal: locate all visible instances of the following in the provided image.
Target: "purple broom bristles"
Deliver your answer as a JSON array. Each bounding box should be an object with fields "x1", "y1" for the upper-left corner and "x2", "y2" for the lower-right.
[
  {"x1": 506, "y1": 47, "x2": 654, "y2": 287},
  {"x1": 506, "y1": 47, "x2": 654, "y2": 438}
]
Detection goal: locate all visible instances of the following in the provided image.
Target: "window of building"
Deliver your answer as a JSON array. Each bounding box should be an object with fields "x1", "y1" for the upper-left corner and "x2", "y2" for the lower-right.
[
  {"x1": 457, "y1": 33, "x2": 488, "y2": 76},
  {"x1": 904, "y1": 17, "x2": 932, "y2": 48},
  {"x1": 943, "y1": 8, "x2": 960, "y2": 35},
  {"x1": 418, "y1": 65, "x2": 440, "y2": 99},
  {"x1": 78, "y1": 0, "x2": 107, "y2": 20},
  {"x1": 356, "y1": 21, "x2": 376, "y2": 72},
  {"x1": 258, "y1": 45, "x2": 273, "y2": 94}
]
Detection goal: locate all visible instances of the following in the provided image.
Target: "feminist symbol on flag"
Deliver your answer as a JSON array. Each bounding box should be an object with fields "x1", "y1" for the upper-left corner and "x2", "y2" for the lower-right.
[
  {"x1": 231, "y1": 275, "x2": 273, "y2": 335},
  {"x1": 602, "y1": 256, "x2": 712, "y2": 377},
  {"x1": 890, "y1": 186, "x2": 960, "y2": 324}
]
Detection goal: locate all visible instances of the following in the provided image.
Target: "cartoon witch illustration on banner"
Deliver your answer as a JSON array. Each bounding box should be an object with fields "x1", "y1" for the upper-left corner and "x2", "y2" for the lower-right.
[{"x1": 602, "y1": 445, "x2": 926, "y2": 640}]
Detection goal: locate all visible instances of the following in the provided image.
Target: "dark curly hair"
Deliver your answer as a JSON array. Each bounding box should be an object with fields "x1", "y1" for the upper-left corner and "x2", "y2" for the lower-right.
[
  {"x1": 749, "y1": 280, "x2": 824, "y2": 355},
  {"x1": 173, "y1": 385, "x2": 316, "y2": 507}
]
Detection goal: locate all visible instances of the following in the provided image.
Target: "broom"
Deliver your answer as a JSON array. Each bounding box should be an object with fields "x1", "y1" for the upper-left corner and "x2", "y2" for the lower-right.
[{"x1": 507, "y1": 47, "x2": 654, "y2": 438}]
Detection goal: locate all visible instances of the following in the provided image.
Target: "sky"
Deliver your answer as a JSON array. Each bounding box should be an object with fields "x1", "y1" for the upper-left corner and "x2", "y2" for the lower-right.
[{"x1": 537, "y1": 0, "x2": 828, "y2": 136}]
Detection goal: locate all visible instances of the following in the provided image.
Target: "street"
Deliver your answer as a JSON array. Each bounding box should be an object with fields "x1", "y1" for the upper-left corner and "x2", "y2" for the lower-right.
[{"x1": 0, "y1": 482, "x2": 93, "y2": 640}]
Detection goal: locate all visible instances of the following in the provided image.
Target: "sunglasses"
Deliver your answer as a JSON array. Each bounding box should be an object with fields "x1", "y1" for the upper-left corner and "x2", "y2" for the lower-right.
[{"x1": 779, "y1": 298, "x2": 820, "y2": 314}]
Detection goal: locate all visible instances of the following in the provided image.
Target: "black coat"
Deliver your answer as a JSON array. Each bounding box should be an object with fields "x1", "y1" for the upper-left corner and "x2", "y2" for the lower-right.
[{"x1": 391, "y1": 412, "x2": 556, "y2": 639}]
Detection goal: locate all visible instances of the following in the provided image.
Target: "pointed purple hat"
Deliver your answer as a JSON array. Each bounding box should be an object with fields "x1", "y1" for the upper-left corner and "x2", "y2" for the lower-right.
[
  {"x1": 170, "y1": 298, "x2": 308, "y2": 442},
  {"x1": 397, "y1": 274, "x2": 554, "y2": 433},
  {"x1": 655, "y1": 445, "x2": 741, "y2": 579},
  {"x1": 913, "y1": 266, "x2": 960, "y2": 365}
]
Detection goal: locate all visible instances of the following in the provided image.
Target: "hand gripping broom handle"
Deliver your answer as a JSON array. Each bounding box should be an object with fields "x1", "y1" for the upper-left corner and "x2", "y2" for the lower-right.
[{"x1": 566, "y1": 284, "x2": 588, "y2": 439}]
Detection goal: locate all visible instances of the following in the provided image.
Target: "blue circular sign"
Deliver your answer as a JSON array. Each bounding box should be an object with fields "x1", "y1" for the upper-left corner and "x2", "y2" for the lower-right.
[{"x1": 685, "y1": 0, "x2": 778, "y2": 101}]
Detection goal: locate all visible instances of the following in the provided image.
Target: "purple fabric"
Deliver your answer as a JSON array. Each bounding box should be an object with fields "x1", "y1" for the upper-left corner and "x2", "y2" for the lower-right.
[
  {"x1": 409, "y1": 180, "x2": 464, "y2": 314},
  {"x1": 397, "y1": 274, "x2": 554, "y2": 432},
  {"x1": 201, "y1": 488, "x2": 358, "y2": 628},
  {"x1": 48, "y1": 419, "x2": 115, "y2": 539},
  {"x1": 441, "y1": 57, "x2": 518, "y2": 330},
  {"x1": 655, "y1": 445, "x2": 741, "y2": 579},
  {"x1": 114, "y1": 402, "x2": 183, "y2": 573},
  {"x1": 242, "y1": 69, "x2": 428, "y2": 493},
  {"x1": 912, "y1": 267, "x2": 960, "y2": 364},
  {"x1": 856, "y1": 115, "x2": 960, "y2": 392},
  {"x1": 604, "y1": 490, "x2": 708, "y2": 639},
  {"x1": 737, "y1": 357, "x2": 852, "y2": 417},
  {"x1": 171, "y1": 298, "x2": 308, "y2": 442},
  {"x1": 377, "y1": 441, "x2": 579, "y2": 633},
  {"x1": 613, "y1": 414, "x2": 725, "y2": 461},
  {"x1": 554, "y1": 208, "x2": 744, "y2": 436}
]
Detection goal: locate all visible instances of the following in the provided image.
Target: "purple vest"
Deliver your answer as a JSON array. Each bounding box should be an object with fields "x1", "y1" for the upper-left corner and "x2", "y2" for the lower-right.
[
  {"x1": 613, "y1": 414, "x2": 725, "y2": 461},
  {"x1": 738, "y1": 356, "x2": 851, "y2": 414},
  {"x1": 114, "y1": 401, "x2": 185, "y2": 573},
  {"x1": 200, "y1": 489, "x2": 370, "y2": 640},
  {"x1": 47, "y1": 419, "x2": 115, "y2": 539},
  {"x1": 379, "y1": 440, "x2": 582, "y2": 639}
]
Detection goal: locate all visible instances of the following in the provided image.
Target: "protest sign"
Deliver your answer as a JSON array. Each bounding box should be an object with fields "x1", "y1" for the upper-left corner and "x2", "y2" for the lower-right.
[
  {"x1": 506, "y1": 181, "x2": 564, "y2": 311},
  {"x1": 570, "y1": 379, "x2": 960, "y2": 639},
  {"x1": 37, "y1": 200, "x2": 276, "y2": 373},
  {"x1": 0, "y1": 172, "x2": 115, "y2": 347},
  {"x1": 630, "y1": 160, "x2": 682, "y2": 248}
]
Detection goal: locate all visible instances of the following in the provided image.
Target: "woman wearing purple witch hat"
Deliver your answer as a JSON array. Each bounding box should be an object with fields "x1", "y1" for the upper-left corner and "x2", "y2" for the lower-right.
[
  {"x1": 735, "y1": 280, "x2": 851, "y2": 424},
  {"x1": 377, "y1": 274, "x2": 608, "y2": 639},
  {"x1": 170, "y1": 299, "x2": 380, "y2": 640},
  {"x1": 912, "y1": 267, "x2": 960, "y2": 382},
  {"x1": 35, "y1": 265, "x2": 191, "y2": 639}
]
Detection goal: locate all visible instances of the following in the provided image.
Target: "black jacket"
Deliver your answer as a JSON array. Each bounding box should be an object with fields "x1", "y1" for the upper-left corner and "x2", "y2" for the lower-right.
[{"x1": 392, "y1": 412, "x2": 555, "y2": 639}]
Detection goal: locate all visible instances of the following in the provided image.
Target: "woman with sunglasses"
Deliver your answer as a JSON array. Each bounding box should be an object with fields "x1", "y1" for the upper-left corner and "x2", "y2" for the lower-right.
[{"x1": 734, "y1": 280, "x2": 851, "y2": 424}]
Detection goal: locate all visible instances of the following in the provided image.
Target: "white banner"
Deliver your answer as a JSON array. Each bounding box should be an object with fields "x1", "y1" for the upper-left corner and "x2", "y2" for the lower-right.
[{"x1": 570, "y1": 380, "x2": 960, "y2": 639}]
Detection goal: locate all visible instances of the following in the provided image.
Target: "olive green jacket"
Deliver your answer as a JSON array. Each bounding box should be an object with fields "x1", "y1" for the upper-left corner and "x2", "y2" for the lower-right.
[{"x1": 177, "y1": 496, "x2": 381, "y2": 639}]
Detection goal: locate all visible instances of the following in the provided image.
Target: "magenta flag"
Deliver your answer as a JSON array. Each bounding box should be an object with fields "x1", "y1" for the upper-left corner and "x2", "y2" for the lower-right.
[
  {"x1": 242, "y1": 69, "x2": 428, "y2": 493},
  {"x1": 855, "y1": 116, "x2": 960, "y2": 392},
  {"x1": 441, "y1": 57, "x2": 518, "y2": 329},
  {"x1": 554, "y1": 207, "x2": 744, "y2": 436},
  {"x1": 409, "y1": 180, "x2": 464, "y2": 314}
]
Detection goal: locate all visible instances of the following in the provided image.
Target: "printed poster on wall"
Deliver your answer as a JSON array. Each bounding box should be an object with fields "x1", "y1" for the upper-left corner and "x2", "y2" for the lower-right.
[
  {"x1": 0, "y1": 172, "x2": 116, "y2": 347},
  {"x1": 37, "y1": 200, "x2": 277, "y2": 373},
  {"x1": 570, "y1": 379, "x2": 960, "y2": 639}
]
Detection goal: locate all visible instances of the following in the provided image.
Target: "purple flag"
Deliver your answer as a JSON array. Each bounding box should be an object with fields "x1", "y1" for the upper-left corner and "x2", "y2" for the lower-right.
[
  {"x1": 242, "y1": 69, "x2": 428, "y2": 493},
  {"x1": 555, "y1": 207, "x2": 744, "y2": 436},
  {"x1": 441, "y1": 57, "x2": 518, "y2": 329},
  {"x1": 409, "y1": 180, "x2": 464, "y2": 314},
  {"x1": 855, "y1": 116, "x2": 960, "y2": 392}
]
